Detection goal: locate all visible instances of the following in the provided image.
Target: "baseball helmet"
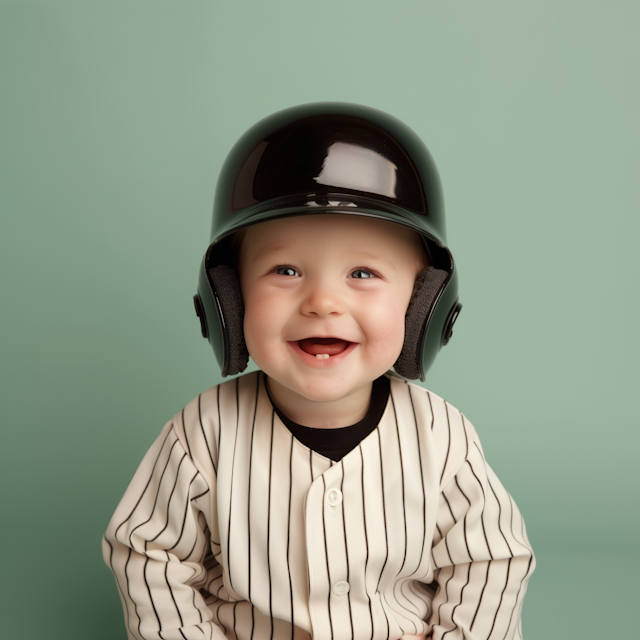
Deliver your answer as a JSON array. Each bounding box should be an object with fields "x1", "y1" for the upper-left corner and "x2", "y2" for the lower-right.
[{"x1": 194, "y1": 102, "x2": 461, "y2": 380}]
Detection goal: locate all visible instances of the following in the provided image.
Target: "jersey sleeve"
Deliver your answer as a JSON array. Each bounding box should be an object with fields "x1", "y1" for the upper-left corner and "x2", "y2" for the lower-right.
[
  {"x1": 426, "y1": 420, "x2": 535, "y2": 640},
  {"x1": 102, "y1": 420, "x2": 227, "y2": 640}
]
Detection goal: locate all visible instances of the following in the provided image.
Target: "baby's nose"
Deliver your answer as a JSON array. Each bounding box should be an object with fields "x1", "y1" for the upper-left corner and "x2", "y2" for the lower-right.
[{"x1": 299, "y1": 282, "x2": 345, "y2": 317}]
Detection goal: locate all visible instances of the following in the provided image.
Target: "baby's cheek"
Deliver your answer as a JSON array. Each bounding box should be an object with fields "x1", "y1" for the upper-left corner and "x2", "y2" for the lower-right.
[
  {"x1": 244, "y1": 295, "x2": 276, "y2": 338},
  {"x1": 365, "y1": 311, "x2": 406, "y2": 360},
  {"x1": 372, "y1": 302, "x2": 406, "y2": 337},
  {"x1": 243, "y1": 314, "x2": 272, "y2": 362}
]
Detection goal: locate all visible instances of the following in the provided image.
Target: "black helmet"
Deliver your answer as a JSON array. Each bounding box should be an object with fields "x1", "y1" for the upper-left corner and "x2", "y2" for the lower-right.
[{"x1": 194, "y1": 102, "x2": 461, "y2": 380}]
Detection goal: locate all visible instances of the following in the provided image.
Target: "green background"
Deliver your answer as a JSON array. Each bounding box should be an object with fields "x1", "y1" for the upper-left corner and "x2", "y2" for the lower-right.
[{"x1": 1, "y1": 2, "x2": 638, "y2": 638}]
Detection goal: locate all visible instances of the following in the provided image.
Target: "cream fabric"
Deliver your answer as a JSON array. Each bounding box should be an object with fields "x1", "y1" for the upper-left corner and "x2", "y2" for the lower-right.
[{"x1": 103, "y1": 372, "x2": 534, "y2": 640}]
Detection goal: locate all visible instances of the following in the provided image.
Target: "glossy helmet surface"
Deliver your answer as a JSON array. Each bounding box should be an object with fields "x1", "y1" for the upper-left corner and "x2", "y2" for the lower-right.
[{"x1": 194, "y1": 102, "x2": 461, "y2": 379}]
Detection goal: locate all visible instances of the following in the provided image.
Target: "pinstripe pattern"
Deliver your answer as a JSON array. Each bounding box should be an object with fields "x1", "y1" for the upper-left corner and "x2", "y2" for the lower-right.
[{"x1": 104, "y1": 371, "x2": 534, "y2": 639}]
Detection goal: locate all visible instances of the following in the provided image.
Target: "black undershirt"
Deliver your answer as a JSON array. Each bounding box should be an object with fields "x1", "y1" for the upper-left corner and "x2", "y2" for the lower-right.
[{"x1": 267, "y1": 376, "x2": 391, "y2": 462}]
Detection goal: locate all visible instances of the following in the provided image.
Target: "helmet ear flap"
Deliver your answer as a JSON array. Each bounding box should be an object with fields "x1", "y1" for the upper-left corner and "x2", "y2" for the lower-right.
[
  {"x1": 207, "y1": 265, "x2": 249, "y2": 376},
  {"x1": 394, "y1": 267, "x2": 449, "y2": 380}
]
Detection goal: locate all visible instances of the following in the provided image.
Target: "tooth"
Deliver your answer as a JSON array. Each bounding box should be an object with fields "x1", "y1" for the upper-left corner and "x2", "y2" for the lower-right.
[{"x1": 315, "y1": 353, "x2": 329, "y2": 359}]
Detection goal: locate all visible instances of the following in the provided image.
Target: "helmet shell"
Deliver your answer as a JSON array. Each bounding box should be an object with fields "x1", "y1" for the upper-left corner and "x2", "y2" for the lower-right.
[
  {"x1": 196, "y1": 102, "x2": 460, "y2": 379},
  {"x1": 210, "y1": 101, "x2": 447, "y2": 250}
]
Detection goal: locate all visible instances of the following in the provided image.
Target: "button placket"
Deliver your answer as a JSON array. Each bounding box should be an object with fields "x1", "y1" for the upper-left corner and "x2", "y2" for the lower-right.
[
  {"x1": 332, "y1": 580, "x2": 350, "y2": 596},
  {"x1": 326, "y1": 488, "x2": 342, "y2": 508}
]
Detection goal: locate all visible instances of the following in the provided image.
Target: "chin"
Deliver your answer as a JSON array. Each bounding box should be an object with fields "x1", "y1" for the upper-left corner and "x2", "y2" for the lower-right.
[
  {"x1": 254, "y1": 344, "x2": 398, "y2": 402},
  {"x1": 280, "y1": 376, "x2": 349, "y2": 402},
  {"x1": 295, "y1": 383, "x2": 355, "y2": 403},
  {"x1": 281, "y1": 367, "x2": 386, "y2": 403}
]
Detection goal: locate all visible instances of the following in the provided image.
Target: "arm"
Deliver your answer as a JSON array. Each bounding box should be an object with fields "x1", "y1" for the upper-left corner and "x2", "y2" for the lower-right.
[
  {"x1": 427, "y1": 426, "x2": 535, "y2": 640},
  {"x1": 102, "y1": 422, "x2": 227, "y2": 640}
]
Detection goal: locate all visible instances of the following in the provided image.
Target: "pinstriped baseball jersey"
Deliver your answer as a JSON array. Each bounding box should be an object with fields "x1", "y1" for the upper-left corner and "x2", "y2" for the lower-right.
[{"x1": 103, "y1": 371, "x2": 534, "y2": 640}]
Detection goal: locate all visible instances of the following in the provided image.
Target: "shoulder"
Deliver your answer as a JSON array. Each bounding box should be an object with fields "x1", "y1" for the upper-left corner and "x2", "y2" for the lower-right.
[
  {"x1": 385, "y1": 372, "x2": 469, "y2": 427},
  {"x1": 170, "y1": 371, "x2": 263, "y2": 476},
  {"x1": 385, "y1": 373, "x2": 477, "y2": 486},
  {"x1": 179, "y1": 371, "x2": 263, "y2": 426}
]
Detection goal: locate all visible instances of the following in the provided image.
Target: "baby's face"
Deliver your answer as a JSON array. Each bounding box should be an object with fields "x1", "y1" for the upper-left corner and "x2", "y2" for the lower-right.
[{"x1": 238, "y1": 214, "x2": 424, "y2": 404}]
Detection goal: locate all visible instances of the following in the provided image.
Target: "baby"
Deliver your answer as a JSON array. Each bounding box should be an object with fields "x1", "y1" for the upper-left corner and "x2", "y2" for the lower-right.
[{"x1": 104, "y1": 103, "x2": 534, "y2": 640}]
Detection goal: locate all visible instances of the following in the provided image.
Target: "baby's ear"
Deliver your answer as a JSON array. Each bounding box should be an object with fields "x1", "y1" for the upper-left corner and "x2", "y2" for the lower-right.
[
  {"x1": 208, "y1": 264, "x2": 249, "y2": 376},
  {"x1": 393, "y1": 266, "x2": 448, "y2": 380}
]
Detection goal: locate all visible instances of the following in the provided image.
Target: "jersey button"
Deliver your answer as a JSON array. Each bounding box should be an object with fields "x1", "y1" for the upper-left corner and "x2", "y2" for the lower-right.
[
  {"x1": 332, "y1": 581, "x2": 350, "y2": 596},
  {"x1": 327, "y1": 488, "x2": 342, "y2": 506}
]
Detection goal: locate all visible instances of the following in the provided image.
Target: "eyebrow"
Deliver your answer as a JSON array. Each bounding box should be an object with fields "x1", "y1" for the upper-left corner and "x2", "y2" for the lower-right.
[
  {"x1": 254, "y1": 243, "x2": 397, "y2": 270},
  {"x1": 349, "y1": 250, "x2": 398, "y2": 270},
  {"x1": 249, "y1": 242, "x2": 399, "y2": 271},
  {"x1": 250, "y1": 243, "x2": 288, "y2": 260}
]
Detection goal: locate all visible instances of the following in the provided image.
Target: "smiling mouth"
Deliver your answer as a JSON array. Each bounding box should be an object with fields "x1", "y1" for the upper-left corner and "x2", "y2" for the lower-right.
[{"x1": 298, "y1": 338, "x2": 350, "y2": 359}]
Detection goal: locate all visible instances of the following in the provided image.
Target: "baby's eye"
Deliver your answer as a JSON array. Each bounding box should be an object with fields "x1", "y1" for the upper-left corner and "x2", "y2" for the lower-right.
[
  {"x1": 275, "y1": 266, "x2": 299, "y2": 276},
  {"x1": 350, "y1": 269, "x2": 375, "y2": 279}
]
